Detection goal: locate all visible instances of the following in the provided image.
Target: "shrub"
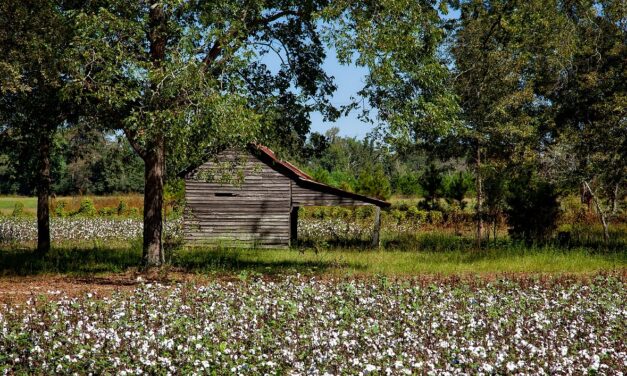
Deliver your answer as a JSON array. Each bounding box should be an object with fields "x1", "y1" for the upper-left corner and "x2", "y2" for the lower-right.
[
  {"x1": 428, "y1": 210, "x2": 444, "y2": 224},
  {"x1": 77, "y1": 198, "x2": 97, "y2": 217},
  {"x1": 117, "y1": 200, "x2": 128, "y2": 216},
  {"x1": 53, "y1": 200, "x2": 67, "y2": 217},
  {"x1": 98, "y1": 207, "x2": 117, "y2": 216},
  {"x1": 407, "y1": 206, "x2": 428, "y2": 223},
  {"x1": 393, "y1": 172, "x2": 421, "y2": 196},
  {"x1": 356, "y1": 164, "x2": 392, "y2": 200},
  {"x1": 11, "y1": 202, "x2": 24, "y2": 217},
  {"x1": 355, "y1": 206, "x2": 374, "y2": 219},
  {"x1": 389, "y1": 209, "x2": 406, "y2": 224},
  {"x1": 419, "y1": 163, "x2": 444, "y2": 210},
  {"x1": 506, "y1": 174, "x2": 560, "y2": 244},
  {"x1": 443, "y1": 171, "x2": 473, "y2": 209}
]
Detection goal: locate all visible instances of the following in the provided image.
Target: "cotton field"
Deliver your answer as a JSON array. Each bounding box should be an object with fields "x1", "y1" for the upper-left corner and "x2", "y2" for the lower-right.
[
  {"x1": 1, "y1": 275, "x2": 625, "y2": 374},
  {"x1": 0, "y1": 218, "x2": 183, "y2": 243},
  {"x1": 0, "y1": 217, "x2": 379, "y2": 244}
]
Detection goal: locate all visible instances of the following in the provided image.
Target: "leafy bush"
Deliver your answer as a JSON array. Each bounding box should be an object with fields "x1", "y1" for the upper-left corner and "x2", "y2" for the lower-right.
[
  {"x1": 11, "y1": 202, "x2": 24, "y2": 217},
  {"x1": 356, "y1": 164, "x2": 391, "y2": 200},
  {"x1": 407, "y1": 206, "x2": 428, "y2": 223},
  {"x1": 98, "y1": 207, "x2": 117, "y2": 216},
  {"x1": 506, "y1": 175, "x2": 560, "y2": 244},
  {"x1": 117, "y1": 200, "x2": 128, "y2": 216},
  {"x1": 393, "y1": 172, "x2": 421, "y2": 196},
  {"x1": 443, "y1": 171, "x2": 473, "y2": 209},
  {"x1": 355, "y1": 206, "x2": 374, "y2": 219},
  {"x1": 419, "y1": 163, "x2": 444, "y2": 210},
  {"x1": 76, "y1": 199, "x2": 97, "y2": 217},
  {"x1": 428, "y1": 210, "x2": 444, "y2": 224},
  {"x1": 53, "y1": 200, "x2": 68, "y2": 217}
]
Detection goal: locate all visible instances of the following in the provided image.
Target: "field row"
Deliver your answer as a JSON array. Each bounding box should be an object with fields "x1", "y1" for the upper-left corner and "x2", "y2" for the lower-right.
[{"x1": 1, "y1": 275, "x2": 625, "y2": 374}]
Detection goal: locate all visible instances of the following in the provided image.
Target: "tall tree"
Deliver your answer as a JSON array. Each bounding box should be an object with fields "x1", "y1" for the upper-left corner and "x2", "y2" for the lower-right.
[
  {"x1": 451, "y1": 0, "x2": 576, "y2": 245},
  {"x1": 0, "y1": 0, "x2": 80, "y2": 254},
  {"x1": 546, "y1": 0, "x2": 626, "y2": 241},
  {"x1": 66, "y1": 1, "x2": 338, "y2": 266}
]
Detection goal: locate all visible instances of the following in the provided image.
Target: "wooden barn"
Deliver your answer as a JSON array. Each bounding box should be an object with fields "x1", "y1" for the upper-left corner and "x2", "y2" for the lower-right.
[{"x1": 183, "y1": 144, "x2": 390, "y2": 248}]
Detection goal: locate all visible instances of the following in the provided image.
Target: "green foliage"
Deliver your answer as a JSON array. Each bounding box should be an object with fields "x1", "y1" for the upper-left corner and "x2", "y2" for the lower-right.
[
  {"x1": 406, "y1": 206, "x2": 428, "y2": 223},
  {"x1": 76, "y1": 199, "x2": 96, "y2": 217},
  {"x1": 164, "y1": 178, "x2": 185, "y2": 217},
  {"x1": 428, "y1": 211, "x2": 444, "y2": 225},
  {"x1": 53, "y1": 200, "x2": 67, "y2": 218},
  {"x1": 117, "y1": 201, "x2": 128, "y2": 216},
  {"x1": 11, "y1": 202, "x2": 24, "y2": 217},
  {"x1": 443, "y1": 171, "x2": 473, "y2": 209},
  {"x1": 356, "y1": 164, "x2": 391, "y2": 200},
  {"x1": 98, "y1": 207, "x2": 117, "y2": 217},
  {"x1": 419, "y1": 163, "x2": 444, "y2": 210},
  {"x1": 392, "y1": 172, "x2": 422, "y2": 196},
  {"x1": 323, "y1": 0, "x2": 461, "y2": 151},
  {"x1": 506, "y1": 174, "x2": 561, "y2": 244}
]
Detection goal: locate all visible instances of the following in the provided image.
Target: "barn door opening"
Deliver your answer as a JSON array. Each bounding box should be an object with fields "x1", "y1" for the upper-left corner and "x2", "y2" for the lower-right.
[{"x1": 290, "y1": 206, "x2": 299, "y2": 246}]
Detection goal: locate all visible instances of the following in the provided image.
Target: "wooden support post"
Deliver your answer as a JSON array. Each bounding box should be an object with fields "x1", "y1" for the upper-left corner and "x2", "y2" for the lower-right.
[
  {"x1": 290, "y1": 206, "x2": 299, "y2": 247},
  {"x1": 372, "y1": 206, "x2": 381, "y2": 248}
]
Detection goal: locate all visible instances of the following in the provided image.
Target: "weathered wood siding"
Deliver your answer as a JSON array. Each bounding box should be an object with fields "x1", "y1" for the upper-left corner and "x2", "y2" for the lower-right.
[
  {"x1": 291, "y1": 182, "x2": 373, "y2": 206},
  {"x1": 184, "y1": 150, "x2": 291, "y2": 247}
]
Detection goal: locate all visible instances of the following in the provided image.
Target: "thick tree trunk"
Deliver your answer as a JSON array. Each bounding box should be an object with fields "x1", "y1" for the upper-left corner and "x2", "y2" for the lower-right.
[
  {"x1": 143, "y1": 136, "x2": 165, "y2": 267},
  {"x1": 36, "y1": 131, "x2": 51, "y2": 255},
  {"x1": 140, "y1": 0, "x2": 167, "y2": 267},
  {"x1": 475, "y1": 147, "x2": 483, "y2": 248}
]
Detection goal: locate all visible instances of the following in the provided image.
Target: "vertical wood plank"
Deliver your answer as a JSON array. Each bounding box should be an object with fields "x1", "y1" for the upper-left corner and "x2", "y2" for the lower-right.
[{"x1": 372, "y1": 206, "x2": 381, "y2": 248}]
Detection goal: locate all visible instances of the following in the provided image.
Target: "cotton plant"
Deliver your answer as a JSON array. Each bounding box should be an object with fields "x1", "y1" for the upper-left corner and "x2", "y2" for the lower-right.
[
  {"x1": 0, "y1": 217, "x2": 183, "y2": 243},
  {"x1": 1, "y1": 276, "x2": 625, "y2": 374}
]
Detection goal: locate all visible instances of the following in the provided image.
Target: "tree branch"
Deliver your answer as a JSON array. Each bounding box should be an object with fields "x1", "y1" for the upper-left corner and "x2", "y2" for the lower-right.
[
  {"x1": 202, "y1": 9, "x2": 300, "y2": 68},
  {"x1": 124, "y1": 127, "x2": 146, "y2": 159}
]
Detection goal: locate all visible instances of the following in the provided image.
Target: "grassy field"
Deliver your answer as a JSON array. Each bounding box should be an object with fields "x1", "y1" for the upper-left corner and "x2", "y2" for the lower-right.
[
  {"x1": 0, "y1": 194, "x2": 144, "y2": 216},
  {"x1": 0, "y1": 196, "x2": 36, "y2": 215},
  {"x1": 1, "y1": 242, "x2": 625, "y2": 277}
]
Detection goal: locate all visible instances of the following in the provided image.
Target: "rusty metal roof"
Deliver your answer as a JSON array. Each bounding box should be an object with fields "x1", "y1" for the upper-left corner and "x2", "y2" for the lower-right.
[
  {"x1": 249, "y1": 143, "x2": 391, "y2": 208},
  {"x1": 251, "y1": 144, "x2": 314, "y2": 180}
]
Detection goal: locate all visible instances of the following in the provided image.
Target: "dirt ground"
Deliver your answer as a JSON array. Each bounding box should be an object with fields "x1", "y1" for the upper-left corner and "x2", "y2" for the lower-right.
[{"x1": 1, "y1": 270, "x2": 623, "y2": 305}]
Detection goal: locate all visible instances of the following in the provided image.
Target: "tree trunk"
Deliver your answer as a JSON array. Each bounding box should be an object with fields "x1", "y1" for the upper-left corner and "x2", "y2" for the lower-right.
[
  {"x1": 141, "y1": 0, "x2": 167, "y2": 267},
  {"x1": 36, "y1": 130, "x2": 51, "y2": 255},
  {"x1": 583, "y1": 181, "x2": 609, "y2": 244},
  {"x1": 142, "y1": 136, "x2": 165, "y2": 267},
  {"x1": 475, "y1": 146, "x2": 483, "y2": 248},
  {"x1": 611, "y1": 183, "x2": 620, "y2": 215}
]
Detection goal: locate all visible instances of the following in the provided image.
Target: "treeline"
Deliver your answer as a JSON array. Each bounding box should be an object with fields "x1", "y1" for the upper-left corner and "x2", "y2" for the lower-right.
[
  {"x1": 0, "y1": 129, "x2": 143, "y2": 196},
  {"x1": 293, "y1": 127, "x2": 475, "y2": 202}
]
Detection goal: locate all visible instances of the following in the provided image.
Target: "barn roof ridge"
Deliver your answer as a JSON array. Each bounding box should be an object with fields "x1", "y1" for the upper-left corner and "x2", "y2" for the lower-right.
[{"x1": 248, "y1": 143, "x2": 391, "y2": 208}]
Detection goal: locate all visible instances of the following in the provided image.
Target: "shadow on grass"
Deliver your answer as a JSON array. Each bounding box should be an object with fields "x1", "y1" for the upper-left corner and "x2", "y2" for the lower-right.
[
  {"x1": 0, "y1": 245, "x2": 142, "y2": 276},
  {"x1": 169, "y1": 248, "x2": 344, "y2": 275},
  {"x1": 0, "y1": 245, "x2": 344, "y2": 276}
]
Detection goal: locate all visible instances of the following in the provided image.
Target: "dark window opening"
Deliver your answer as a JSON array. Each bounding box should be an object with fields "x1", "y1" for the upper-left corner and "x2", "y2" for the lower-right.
[{"x1": 215, "y1": 192, "x2": 238, "y2": 197}]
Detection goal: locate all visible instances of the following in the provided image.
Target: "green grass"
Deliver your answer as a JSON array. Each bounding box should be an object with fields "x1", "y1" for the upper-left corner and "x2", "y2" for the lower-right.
[
  {"x1": 0, "y1": 196, "x2": 37, "y2": 215},
  {"x1": 1, "y1": 241, "x2": 624, "y2": 277},
  {"x1": 172, "y1": 246, "x2": 625, "y2": 276}
]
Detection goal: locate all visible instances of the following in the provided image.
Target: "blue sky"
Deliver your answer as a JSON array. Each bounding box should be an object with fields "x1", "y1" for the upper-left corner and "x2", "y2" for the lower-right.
[
  {"x1": 263, "y1": 7, "x2": 460, "y2": 140},
  {"x1": 308, "y1": 48, "x2": 374, "y2": 139}
]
